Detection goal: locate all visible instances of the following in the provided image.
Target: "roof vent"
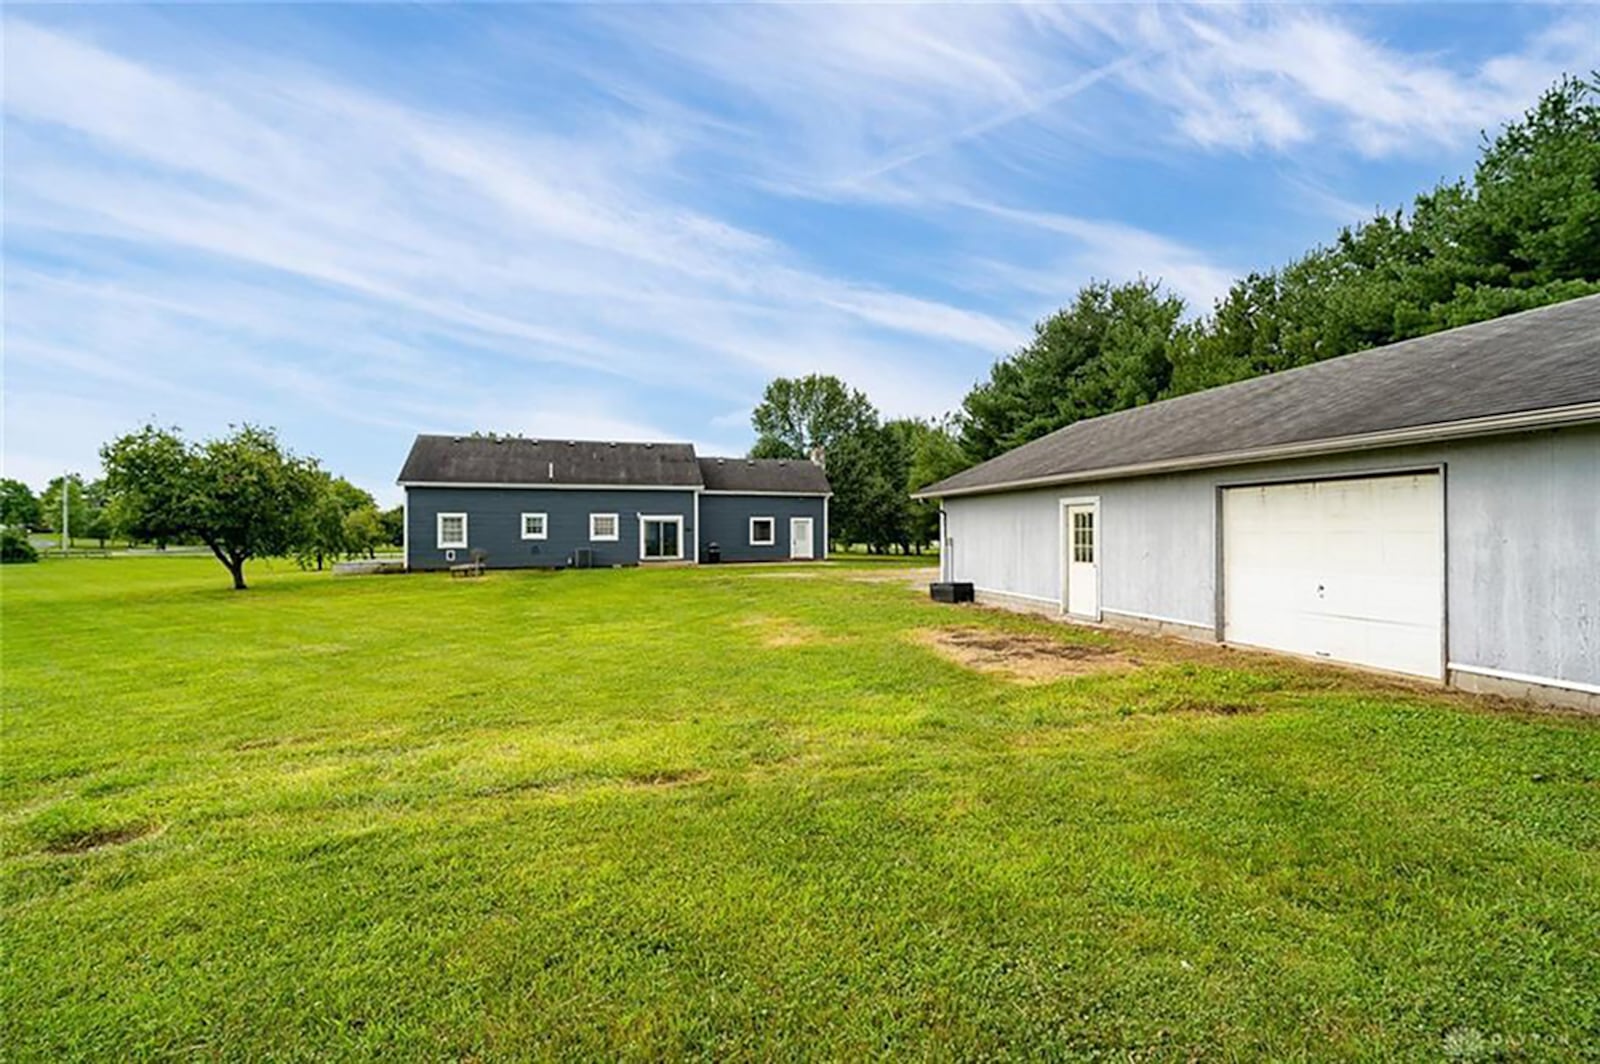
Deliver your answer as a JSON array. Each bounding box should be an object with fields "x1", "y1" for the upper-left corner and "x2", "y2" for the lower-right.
[
  {"x1": 717, "y1": 458, "x2": 725, "y2": 465},
  {"x1": 567, "y1": 440, "x2": 576, "y2": 447},
  {"x1": 747, "y1": 460, "x2": 755, "y2": 466},
  {"x1": 452, "y1": 436, "x2": 462, "y2": 442},
  {"x1": 609, "y1": 441, "x2": 617, "y2": 447},
  {"x1": 778, "y1": 460, "x2": 787, "y2": 466},
  {"x1": 644, "y1": 442, "x2": 654, "y2": 449}
]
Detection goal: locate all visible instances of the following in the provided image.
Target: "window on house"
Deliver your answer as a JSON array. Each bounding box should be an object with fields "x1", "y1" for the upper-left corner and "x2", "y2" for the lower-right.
[
  {"x1": 437, "y1": 512, "x2": 468, "y2": 549},
  {"x1": 521, "y1": 513, "x2": 547, "y2": 540},
  {"x1": 1072, "y1": 510, "x2": 1095, "y2": 564},
  {"x1": 749, "y1": 516, "x2": 776, "y2": 546},
  {"x1": 590, "y1": 513, "x2": 619, "y2": 541}
]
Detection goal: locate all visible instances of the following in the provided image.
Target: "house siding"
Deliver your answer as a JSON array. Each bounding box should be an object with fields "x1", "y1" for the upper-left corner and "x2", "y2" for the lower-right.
[
  {"x1": 942, "y1": 424, "x2": 1600, "y2": 689},
  {"x1": 406, "y1": 486, "x2": 696, "y2": 570},
  {"x1": 699, "y1": 495, "x2": 826, "y2": 562}
]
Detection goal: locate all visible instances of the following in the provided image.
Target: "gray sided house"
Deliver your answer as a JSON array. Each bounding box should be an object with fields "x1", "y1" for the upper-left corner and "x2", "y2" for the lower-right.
[
  {"x1": 917, "y1": 294, "x2": 1600, "y2": 710},
  {"x1": 398, "y1": 436, "x2": 829, "y2": 570}
]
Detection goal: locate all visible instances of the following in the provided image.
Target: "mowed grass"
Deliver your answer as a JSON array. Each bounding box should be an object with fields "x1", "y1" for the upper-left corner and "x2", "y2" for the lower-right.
[{"x1": 2, "y1": 558, "x2": 1597, "y2": 1061}]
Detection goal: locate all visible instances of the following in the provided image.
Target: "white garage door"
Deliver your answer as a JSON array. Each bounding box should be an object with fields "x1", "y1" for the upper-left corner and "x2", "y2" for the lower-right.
[{"x1": 1223, "y1": 473, "x2": 1443, "y2": 679}]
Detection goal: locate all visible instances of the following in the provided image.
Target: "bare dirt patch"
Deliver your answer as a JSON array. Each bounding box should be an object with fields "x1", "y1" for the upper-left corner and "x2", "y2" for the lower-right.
[
  {"x1": 622, "y1": 768, "x2": 711, "y2": 789},
  {"x1": 470, "y1": 770, "x2": 711, "y2": 801},
  {"x1": 913, "y1": 627, "x2": 1140, "y2": 684},
  {"x1": 42, "y1": 821, "x2": 159, "y2": 854}
]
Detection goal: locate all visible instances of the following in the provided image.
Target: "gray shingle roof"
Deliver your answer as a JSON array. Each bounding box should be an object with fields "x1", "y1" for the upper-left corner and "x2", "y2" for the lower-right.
[
  {"x1": 924, "y1": 293, "x2": 1600, "y2": 497},
  {"x1": 397, "y1": 437, "x2": 833, "y2": 494},
  {"x1": 698, "y1": 457, "x2": 830, "y2": 494},
  {"x1": 398, "y1": 436, "x2": 702, "y2": 487}
]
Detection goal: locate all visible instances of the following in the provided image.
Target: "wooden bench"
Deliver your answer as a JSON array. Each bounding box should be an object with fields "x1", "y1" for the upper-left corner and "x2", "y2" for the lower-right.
[{"x1": 449, "y1": 550, "x2": 488, "y2": 578}]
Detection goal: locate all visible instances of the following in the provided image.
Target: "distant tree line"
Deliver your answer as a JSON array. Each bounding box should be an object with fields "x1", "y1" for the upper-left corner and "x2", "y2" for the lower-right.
[
  {"x1": 1, "y1": 426, "x2": 406, "y2": 584},
  {"x1": 751, "y1": 73, "x2": 1599, "y2": 550}
]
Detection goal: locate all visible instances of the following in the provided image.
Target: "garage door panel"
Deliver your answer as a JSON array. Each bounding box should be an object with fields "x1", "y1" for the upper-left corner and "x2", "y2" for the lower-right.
[{"x1": 1223, "y1": 473, "x2": 1443, "y2": 679}]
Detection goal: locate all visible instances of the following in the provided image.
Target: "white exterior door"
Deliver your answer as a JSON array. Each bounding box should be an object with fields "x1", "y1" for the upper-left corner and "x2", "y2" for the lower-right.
[
  {"x1": 1223, "y1": 473, "x2": 1443, "y2": 678},
  {"x1": 1063, "y1": 502, "x2": 1099, "y2": 619},
  {"x1": 789, "y1": 517, "x2": 815, "y2": 560}
]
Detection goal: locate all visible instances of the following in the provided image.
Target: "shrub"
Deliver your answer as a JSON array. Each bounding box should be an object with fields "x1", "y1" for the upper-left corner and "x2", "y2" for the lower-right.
[{"x1": 2, "y1": 527, "x2": 39, "y2": 564}]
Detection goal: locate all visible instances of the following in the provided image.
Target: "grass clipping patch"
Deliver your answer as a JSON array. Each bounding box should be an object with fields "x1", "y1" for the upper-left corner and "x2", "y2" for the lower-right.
[{"x1": 913, "y1": 626, "x2": 1138, "y2": 684}]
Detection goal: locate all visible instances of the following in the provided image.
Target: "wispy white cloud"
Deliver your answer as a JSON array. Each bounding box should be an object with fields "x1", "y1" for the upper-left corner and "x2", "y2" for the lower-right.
[
  {"x1": 1107, "y1": 7, "x2": 1600, "y2": 156},
  {"x1": 4, "y1": 6, "x2": 1592, "y2": 499},
  {"x1": 949, "y1": 202, "x2": 1240, "y2": 316},
  {"x1": 3, "y1": 16, "x2": 1017, "y2": 492}
]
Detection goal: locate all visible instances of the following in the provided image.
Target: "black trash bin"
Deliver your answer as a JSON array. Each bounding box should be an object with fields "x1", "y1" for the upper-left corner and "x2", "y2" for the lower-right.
[
  {"x1": 929, "y1": 582, "x2": 974, "y2": 603},
  {"x1": 706, "y1": 542, "x2": 721, "y2": 564}
]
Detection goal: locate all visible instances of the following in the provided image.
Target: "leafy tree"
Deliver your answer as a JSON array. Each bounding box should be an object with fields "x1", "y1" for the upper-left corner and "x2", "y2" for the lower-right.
[
  {"x1": 102, "y1": 424, "x2": 322, "y2": 590},
  {"x1": 827, "y1": 426, "x2": 909, "y2": 554},
  {"x1": 903, "y1": 418, "x2": 969, "y2": 550},
  {"x1": 878, "y1": 418, "x2": 970, "y2": 553},
  {"x1": 295, "y1": 475, "x2": 377, "y2": 570},
  {"x1": 749, "y1": 374, "x2": 899, "y2": 552},
  {"x1": 97, "y1": 425, "x2": 192, "y2": 548},
  {"x1": 1171, "y1": 73, "x2": 1600, "y2": 395},
  {"x1": 960, "y1": 279, "x2": 1187, "y2": 462},
  {"x1": 750, "y1": 374, "x2": 877, "y2": 462},
  {"x1": 39, "y1": 475, "x2": 90, "y2": 538},
  {"x1": 0, "y1": 479, "x2": 41, "y2": 530},
  {"x1": 76, "y1": 480, "x2": 114, "y2": 548},
  {"x1": 379, "y1": 505, "x2": 406, "y2": 548},
  {"x1": 1472, "y1": 73, "x2": 1600, "y2": 287},
  {"x1": 342, "y1": 506, "x2": 386, "y2": 559}
]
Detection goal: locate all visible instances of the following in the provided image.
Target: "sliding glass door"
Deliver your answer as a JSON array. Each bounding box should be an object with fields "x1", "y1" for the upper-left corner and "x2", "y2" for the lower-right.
[{"x1": 639, "y1": 516, "x2": 684, "y2": 561}]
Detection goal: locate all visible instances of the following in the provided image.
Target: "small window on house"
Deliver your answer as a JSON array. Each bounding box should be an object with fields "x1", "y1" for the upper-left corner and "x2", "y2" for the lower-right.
[
  {"x1": 1071, "y1": 510, "x2": 1094, "y2": 564},
  {"x1": 590, "y1": 513, "x2": 619, "y2": 541},
  {"x1": 521, "y1": 513, "x2": 547, "y2": 540},
  {"x1": 749, "y1": 516, "x2": 776, "y2": 546},
  {"x1": 437, "y1": 512, "x2": 468, "y2": 549}
]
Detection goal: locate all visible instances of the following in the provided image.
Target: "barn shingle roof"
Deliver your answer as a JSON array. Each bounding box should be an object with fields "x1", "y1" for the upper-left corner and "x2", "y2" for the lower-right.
[{"x1": 922, "y1": 294, "x2": 1600, "y2": 498}]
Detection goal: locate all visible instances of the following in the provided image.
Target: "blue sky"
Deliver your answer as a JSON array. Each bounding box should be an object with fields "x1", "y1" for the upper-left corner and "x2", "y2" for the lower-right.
[{"x1": 5, "y1": 4, "x2": 1596, "y2": 505}]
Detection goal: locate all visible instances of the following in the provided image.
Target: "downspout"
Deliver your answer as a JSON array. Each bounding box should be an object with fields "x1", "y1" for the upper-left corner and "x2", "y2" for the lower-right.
[
  {"x1": 402, "y1": 487, "x2": 410, "y2": 571},
  {"x1": 938, "y1": 505, "x2": 948, "y2": 583},
  {"x1": 822, "y1": 494, "x2": 830, "y2": 560},
  {"x1": 693, "y1": 489, "x2": 701, "y2": 564}
]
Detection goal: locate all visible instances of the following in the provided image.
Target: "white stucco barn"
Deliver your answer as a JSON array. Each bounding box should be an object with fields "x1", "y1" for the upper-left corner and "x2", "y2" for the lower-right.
[{"x1": 918, "y1": 295, "x2": 1600, "y2": 709}]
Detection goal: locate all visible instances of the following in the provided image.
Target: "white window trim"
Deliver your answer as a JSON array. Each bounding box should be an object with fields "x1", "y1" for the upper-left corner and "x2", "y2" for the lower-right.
[
  {"x1": 520, "y1": 512, "x2": 548, "y2": 541},
  {"x1": 589, "y1": 512, "x2": 620, "y2": 542},
  {"x1": 638, "y1": 514, "x2": 685, "y2": 561},
  {"x1": 749, "y1": 515, "x2": 776, "y2": 546},
  {"x1": 437, "y1": 512, "x2": 468, "y2": 550}
]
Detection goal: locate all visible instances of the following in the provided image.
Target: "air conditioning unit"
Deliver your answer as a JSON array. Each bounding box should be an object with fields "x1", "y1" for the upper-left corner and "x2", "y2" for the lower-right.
[{"x1": 573, "y1": 548, "x2": 594, "y2": 569}]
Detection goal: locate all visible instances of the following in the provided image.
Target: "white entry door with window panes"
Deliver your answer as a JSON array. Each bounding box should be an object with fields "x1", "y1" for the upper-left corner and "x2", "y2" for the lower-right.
[{"x1": 1063, "y1": 502, "x2": 1099, "y2": 618}]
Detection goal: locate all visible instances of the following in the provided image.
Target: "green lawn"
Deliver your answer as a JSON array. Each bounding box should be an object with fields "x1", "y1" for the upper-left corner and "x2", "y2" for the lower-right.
[{"x1": 2, "y1": 558, "x2": 1596, "y2": 1060}]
